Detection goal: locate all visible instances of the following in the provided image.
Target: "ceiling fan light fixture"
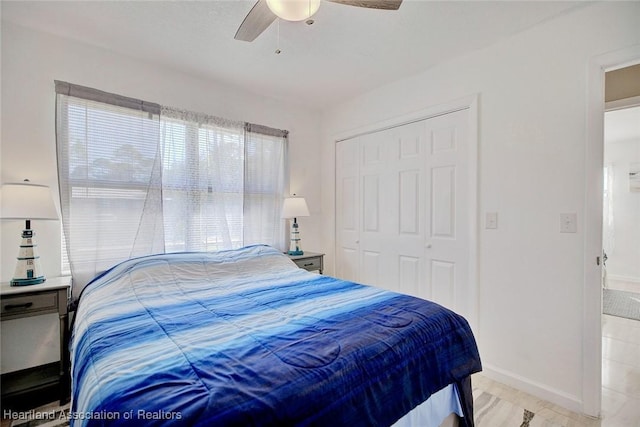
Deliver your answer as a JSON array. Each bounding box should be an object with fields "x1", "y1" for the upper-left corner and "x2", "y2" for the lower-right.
[{"x1": 266, "y1": 0, "x2": 321, "y2": 22}]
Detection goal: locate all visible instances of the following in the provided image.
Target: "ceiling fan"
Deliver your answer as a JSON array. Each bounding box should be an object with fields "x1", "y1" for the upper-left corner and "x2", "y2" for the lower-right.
[{"x1": 235, "y1": 0, "x2": 403, "y2": 42}]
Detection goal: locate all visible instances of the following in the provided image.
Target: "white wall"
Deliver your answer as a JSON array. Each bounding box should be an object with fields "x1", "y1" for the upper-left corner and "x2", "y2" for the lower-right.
[
  {"x1": 0, "y1": 22, "x2": 323, "y2": 283},
  {"x1": 604, "y1": 138, "x2": 640, "y2": 283},
  {"x1": 320, "y1": 1, "x2": 640, "y2": 414}
]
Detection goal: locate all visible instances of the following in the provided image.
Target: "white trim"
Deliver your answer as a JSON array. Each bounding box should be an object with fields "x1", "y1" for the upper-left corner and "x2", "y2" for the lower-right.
[
  {"x1": 607, "y1": 274, "x2": 640, "y2": 285},
  {"x1": 584, "y1": 45, "x2": 640, "y2": 418},
  {"x1": 605, "y1": 95, "x2": 640, "y2": 111},
  {"x1": 332, "y1": 94, "x2": 480, "y2": 336},
  {"x1": 333, "y1": 95, "x2": 479, "y2": 143},
  {"x1": 466, "y1": 96, "x2": 480, "y2": 339},
  {"x1": 482, "y1": 364, "x2": 584, "y2": 415}
]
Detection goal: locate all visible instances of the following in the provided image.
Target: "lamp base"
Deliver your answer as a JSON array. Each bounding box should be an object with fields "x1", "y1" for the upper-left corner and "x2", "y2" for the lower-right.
[
  {"x1": 11, "y1": 276, "x2": 46, "y2": 286},
  {"x1": 11, "y1": 226, "x2": 46, "y2": 286},
  {"x1": 287, "y1": 219, "x2": 304, "y2": 256}
]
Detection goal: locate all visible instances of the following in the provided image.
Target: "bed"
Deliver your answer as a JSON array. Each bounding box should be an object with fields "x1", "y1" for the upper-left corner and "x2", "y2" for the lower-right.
[{"x1": 69, "y1": 245, "x2": 481, "y2": 426}]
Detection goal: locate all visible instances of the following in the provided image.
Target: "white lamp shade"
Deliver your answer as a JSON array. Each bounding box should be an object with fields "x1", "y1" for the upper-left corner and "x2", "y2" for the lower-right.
[
  {"x1": 266, "y1": 0, "x2": 321, "y2": 21},
  {"x1": 281, "y1": 197, "x2": 310, "y2": 219},
  {"x1": 1, "y1": 182, "x2": 58, "y2": 220}
]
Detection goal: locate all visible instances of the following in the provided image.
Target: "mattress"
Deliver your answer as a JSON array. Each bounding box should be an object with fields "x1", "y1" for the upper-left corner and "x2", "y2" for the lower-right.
[{"x1": 70, "y1": 245, "x2": 481, "y2": 426}]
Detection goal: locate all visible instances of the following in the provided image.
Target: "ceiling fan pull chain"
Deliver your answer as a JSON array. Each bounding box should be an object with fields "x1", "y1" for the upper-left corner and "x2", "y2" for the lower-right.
[
  {"x1": 306, "y1": 0, "x2": 315, "y2": 25},
  {"x1": 275, "y1": 18, "x2": 282, "y2": 54}
]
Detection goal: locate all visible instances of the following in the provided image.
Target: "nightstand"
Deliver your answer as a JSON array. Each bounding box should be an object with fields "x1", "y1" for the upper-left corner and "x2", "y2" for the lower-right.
[
  {"x1": 288, "y1": 252, "x2": 324, "y2": 274},
  {"x1": 1, "y1": 276, "x2": 72, "y2": 409}
]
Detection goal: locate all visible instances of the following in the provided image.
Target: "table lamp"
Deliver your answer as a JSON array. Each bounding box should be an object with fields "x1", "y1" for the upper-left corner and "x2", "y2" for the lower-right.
[
  {"x1": 1, "y1": 180, "x2": 59, "y2": 286},
  {"x1": 281, "y1": 196, "x2": 310, "y2": 255}
]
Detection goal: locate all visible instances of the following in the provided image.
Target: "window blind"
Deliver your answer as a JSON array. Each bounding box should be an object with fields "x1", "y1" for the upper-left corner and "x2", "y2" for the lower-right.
[
  {"x1": 56, "y1": 90, "x2": 163, "y2": 289},
  {"x1": 56, "y1": 82, "x2": 288, "y2": 292}
]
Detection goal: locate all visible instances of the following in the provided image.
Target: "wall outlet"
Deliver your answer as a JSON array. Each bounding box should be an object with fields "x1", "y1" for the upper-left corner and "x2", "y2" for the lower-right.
[{"x1": 560, "y1": 213, "x2": 577, "y2": 233}]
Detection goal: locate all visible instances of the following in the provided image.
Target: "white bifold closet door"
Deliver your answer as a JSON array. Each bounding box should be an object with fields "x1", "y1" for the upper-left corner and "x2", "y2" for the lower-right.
[{"x1": 336, "y1": 109, "x2": 470, "y2": 318}]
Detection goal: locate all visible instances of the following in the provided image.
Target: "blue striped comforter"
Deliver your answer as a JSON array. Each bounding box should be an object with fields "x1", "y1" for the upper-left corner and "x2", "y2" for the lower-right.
[{"x1": 70, "y1": 245, "x2": 481, "y2": 426}]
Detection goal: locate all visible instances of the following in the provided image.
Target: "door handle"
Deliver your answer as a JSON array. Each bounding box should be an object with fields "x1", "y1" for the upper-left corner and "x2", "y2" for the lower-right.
[{"x1": 425, "y1": 243, "x2": 432, "y2": 249}]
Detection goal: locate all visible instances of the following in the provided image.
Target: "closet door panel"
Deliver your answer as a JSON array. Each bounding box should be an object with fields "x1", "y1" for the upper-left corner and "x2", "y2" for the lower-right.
[
  {"x1": 336, "y1": 139, "x2": 360, "y2": 282},
  {"x1": 424, "y1": 109, "x2": 469, "y2": 317},
  {"x1": 361, "y1": 250, "x2": 382, "y2": 288},
  {"x1": 393, "y1": 122, "x2": 428, "y2": 298},
  {"x1": 362, "y1": 175, "x2": 381, "y2": 233},
  {"x1": 399, "y1": 169, "x2": 420, "y2": 235},
  {"x1": 431, "y1": 166, "x2": 456, "y2": 238},
  {"x1": 431, "y1": 259, "x2": 456, "y2": 309},
  {"x1": 358, "y1": 130, "x2": 390, "y2": 287},
  {"x1": 399, "y1": 254, "x2": 421, "y2": 298}
]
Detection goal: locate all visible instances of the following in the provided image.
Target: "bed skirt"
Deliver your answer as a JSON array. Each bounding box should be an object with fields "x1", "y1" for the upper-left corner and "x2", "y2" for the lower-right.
[{"x1": 394, "y1": 375, "x2": 474, "y2": 427}]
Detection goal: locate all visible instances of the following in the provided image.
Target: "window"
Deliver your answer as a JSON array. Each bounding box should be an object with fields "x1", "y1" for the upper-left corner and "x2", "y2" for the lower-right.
[
  {"x1": 56, "y1": 82, "x2": 287, "y2": 290},
  {"x1": 160, "y1": 114, "x2": 245, "y2": 252}
]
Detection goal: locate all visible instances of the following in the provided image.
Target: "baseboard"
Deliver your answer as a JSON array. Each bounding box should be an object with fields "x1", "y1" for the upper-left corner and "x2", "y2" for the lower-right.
[{"x1": 481, "y1": 364, "x2": 583, "y2": 415}]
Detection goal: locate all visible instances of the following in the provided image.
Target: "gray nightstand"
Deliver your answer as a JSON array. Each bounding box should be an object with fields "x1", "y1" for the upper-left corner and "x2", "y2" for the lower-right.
[
  {"x1": 1, "y1": 276, "x2": 72, "y2": 408},
  {"x1": 288, "y1": 252, "x2": 324, "y2": 274}
]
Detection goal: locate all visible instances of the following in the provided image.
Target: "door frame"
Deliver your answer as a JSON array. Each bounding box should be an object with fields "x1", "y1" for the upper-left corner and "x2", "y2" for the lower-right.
[
  {"x1": 333, "y1": 94, "x2": 479, "y2": 335},
  {"x1": 583, "y1": 46, "x2": 640, "y2": 417}
]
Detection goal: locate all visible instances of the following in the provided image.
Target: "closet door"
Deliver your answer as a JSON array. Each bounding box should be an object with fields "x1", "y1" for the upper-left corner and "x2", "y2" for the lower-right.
[
  {"x1": 357, "y1": 122, "x2": 427, "y2": 296},
  {"x1": 335, "y1": 108, "x2": 471, "y2": 318},
  {"x1": 357, "y1": 127, "x2": 390, "y2": 289},
  {"x1": 424, "y1": 109, "x2": 470, "y2": 316},
  {"x1": 336, "y1": 121, "x2": 427, "y2": 297},
  {"x1": 394, "y1": 122, "x2": 429, "y2": 297},
  {"x1": 335, "y1": 139, "x2": 360, "y2": 282}
]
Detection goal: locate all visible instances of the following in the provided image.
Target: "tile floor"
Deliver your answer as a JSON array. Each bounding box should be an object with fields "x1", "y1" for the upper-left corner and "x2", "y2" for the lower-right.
[
  {"x1": 600, "y1": 279, "x2": 640, "y2": 426},
  {"x1": 475, "y1": 278, "x2": 640, "y2": 426}
]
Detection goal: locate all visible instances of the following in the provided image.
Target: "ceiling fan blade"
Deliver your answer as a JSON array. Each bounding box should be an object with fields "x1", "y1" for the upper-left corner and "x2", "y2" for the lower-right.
[
  {"x1": 326, "y1": 0, "x2": 402, "y2": 10},
  {"x1": 234, "y1": 0, "x2": 277, "y2": 42}
]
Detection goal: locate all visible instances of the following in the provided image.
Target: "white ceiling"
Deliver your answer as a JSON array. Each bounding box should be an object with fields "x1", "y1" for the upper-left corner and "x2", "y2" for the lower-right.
[{"x1": 2, "y1": 0, "x2": 587, "y2": 110}]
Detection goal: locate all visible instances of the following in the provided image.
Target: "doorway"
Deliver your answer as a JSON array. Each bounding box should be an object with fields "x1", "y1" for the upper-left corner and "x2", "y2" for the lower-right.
[
  {"x1": 601, "y1": 97, "x2": 640, "y2": 422},
  {"x1": 584, "y1": 52, "x2": 640, "y2": 418},
  {"x1": 602, "y1": 104, "x2": 640, "y2": 293}
]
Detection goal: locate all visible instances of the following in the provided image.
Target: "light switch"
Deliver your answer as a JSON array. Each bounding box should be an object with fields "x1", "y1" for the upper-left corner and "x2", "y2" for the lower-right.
[
  {"x1": 486, "y1": 212, "x2": 498, "y2": 229},
  {"x1": 560, "y1": 213, "x2": 577, "y2": 233}
]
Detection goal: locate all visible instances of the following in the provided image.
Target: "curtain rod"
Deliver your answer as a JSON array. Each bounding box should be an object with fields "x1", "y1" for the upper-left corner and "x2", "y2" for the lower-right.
[
  {"x1": 55, "y1": 80, "x2": 161, "y2": 115},
  {"x1": 55, "y1": 81, "x2": 289, "y2": 138},
  {"x1": 245, "y1": 123, "x2": 289, "y2": 139}
]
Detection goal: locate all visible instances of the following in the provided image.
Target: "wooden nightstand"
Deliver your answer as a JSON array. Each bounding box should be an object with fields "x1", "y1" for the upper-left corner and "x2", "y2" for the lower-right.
[
  {"x1": 288, "y1": 252, "x2": 324, "y2": 274},
  {"x1": 1, "y1": 276, "x2": 72, "y2": 409}
]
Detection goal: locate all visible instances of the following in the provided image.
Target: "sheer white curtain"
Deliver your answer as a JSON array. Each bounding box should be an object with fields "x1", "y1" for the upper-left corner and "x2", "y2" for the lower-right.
[
  {"x1": 56, "y1": 82, "x2": 288, "y2": 294},
  {"x1": 160, "y1": 108, "x2": 287, "y2": 253},
  {"x1": 56, "y1": 82, "x2": 164, "y2": 291},
  {"x1": 244, "y1": 123, "x2": 288, "y2": 248},
  {"x1": 161, "y1": 107, "x2": 246, "y2": 252}
]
